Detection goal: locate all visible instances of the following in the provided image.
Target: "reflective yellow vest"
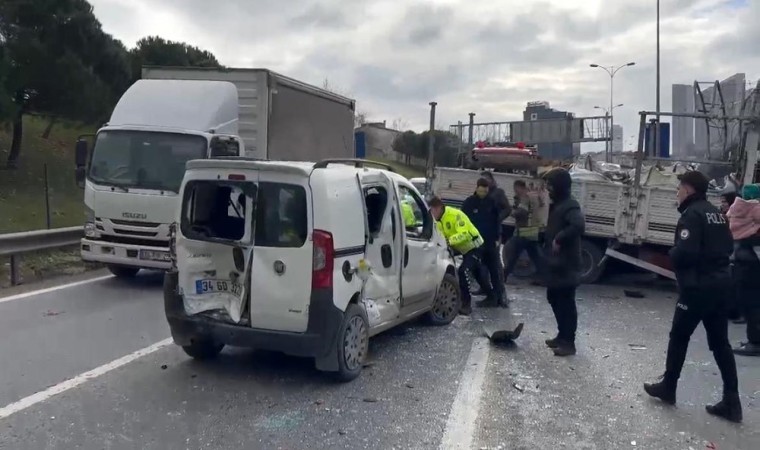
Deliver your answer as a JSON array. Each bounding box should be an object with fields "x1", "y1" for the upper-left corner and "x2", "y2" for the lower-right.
[
  {"x1": 401, "y1": 201, "x2": 416, "y2": 227},
  {"x1": 435, "y1": 206, "x2": 483, "y2": 254}
]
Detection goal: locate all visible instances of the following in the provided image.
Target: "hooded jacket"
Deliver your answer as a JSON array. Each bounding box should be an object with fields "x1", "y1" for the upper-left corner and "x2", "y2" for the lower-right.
[
  {"x1": 726, "y1": 197, "x2": 760, "y2": 240},
  {"x1": 542, "y1": 169, "x2": 585, "y2": 288}
]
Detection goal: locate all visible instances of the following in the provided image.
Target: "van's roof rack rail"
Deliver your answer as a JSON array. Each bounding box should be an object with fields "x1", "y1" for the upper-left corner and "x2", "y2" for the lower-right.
[
  {"x1": 313, "y1": 158, "x2": 394, "y2": 171},
  {"x1": 209, "y1": 156, "x2": 269, "y2": 161}
]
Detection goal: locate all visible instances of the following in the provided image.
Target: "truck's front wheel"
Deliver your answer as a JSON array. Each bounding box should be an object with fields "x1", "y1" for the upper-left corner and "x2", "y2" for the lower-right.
[
  {"x1": 107, "y1": 265, "x2": 140, "y2": 278},
  {"x1": 579, "y1": 240, "x2": 606, "y2": 284}
]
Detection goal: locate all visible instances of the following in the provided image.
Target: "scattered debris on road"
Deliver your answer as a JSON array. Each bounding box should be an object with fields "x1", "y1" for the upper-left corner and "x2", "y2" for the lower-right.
[
  {"x1": 43, "y1": 310, "x2": 64, "y2": 316},
  {"x1": 628, "y1": 344, "x2": 647, "y2": 351},
  {"x1": 624, "y1": 290, "x2": 646, "y2": 298}
]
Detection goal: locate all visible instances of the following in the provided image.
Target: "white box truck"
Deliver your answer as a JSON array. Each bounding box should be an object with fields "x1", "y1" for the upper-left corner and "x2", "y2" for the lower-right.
[{"x1": 74, "y1": 67, "x2": 356, "y2": 277}]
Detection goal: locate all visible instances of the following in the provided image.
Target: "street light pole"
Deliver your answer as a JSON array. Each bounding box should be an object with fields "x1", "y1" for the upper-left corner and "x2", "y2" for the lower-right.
[
  {"x1": 590, "y1": 62, "x2": 636, "y2": 162},
  {"x1": 655, "y1": 0, "x2": 661, "y2": 157}
]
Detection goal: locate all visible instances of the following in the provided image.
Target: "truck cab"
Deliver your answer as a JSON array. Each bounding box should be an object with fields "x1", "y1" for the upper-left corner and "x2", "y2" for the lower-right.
[{"x1": 75, "y1": 79, "x2": 244, "y2": 277}]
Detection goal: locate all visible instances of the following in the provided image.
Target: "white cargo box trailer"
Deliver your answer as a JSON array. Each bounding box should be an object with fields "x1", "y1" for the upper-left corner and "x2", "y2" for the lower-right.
[{"x1": 142, "y1": 66, "x2": 356, "y2": 161}]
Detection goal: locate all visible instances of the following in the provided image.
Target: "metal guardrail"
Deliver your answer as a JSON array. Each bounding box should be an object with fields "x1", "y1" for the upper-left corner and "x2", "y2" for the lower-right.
[{"x1": 0, "y1": 226, "x2": 82, "y2": 286}]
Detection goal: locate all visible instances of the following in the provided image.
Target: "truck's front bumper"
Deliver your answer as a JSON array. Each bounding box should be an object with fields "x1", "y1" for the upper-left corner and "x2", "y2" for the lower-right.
[{"x1": 81, "y1": 238, "x2": 172, "y2": 270}]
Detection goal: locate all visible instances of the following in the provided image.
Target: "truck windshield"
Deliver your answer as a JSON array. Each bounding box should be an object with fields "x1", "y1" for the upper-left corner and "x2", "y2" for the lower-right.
[{"x1": 88, "y1": 130, "x2": 207, "y2": 192}]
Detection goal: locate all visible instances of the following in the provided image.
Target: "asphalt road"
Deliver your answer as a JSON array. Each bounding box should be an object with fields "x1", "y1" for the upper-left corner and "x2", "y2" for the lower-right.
[{"x1": 0, "y1": 272, "x2": 757, "y2": 450}]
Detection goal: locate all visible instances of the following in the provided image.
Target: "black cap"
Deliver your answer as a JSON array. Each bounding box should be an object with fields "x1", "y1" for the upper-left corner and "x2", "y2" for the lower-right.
[{"x1": 677, "y1": 170, "x2": 709, "y2": 194}]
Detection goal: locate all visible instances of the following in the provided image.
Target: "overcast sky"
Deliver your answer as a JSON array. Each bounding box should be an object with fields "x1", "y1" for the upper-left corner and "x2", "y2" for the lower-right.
[{"x1": 90, "y1": 0, "x2": 758, "y2": 151}]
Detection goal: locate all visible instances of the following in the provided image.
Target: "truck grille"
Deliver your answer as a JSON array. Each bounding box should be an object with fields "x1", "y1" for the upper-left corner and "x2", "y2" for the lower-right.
[{"x1": 95, "y1": 235, "x2": 169, "y2": 248}]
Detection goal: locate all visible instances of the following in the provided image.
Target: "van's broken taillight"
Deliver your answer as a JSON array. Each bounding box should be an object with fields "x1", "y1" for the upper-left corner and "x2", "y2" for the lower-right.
[{"x1": 312, "y1": 230, "x2": 334, "y2": 289}]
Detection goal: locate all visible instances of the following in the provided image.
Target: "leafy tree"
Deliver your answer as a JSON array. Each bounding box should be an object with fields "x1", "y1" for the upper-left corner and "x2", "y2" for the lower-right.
[
  {"x1": 129, "y1": 36, "x2": 221, "y2": 80},
  {"x1": 0, "y1": 0, "x2": 131, "y2": 167},
  {"x1": 392, "y1": 129, "x2": 460, "y2": 167}
]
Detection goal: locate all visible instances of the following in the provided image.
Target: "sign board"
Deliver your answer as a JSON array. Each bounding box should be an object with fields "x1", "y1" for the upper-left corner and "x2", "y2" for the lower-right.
[
  {"x1": 645, "y1": 122, "x2": 671, "y2": 157},
  {"x1": 510, "y1": 118, "x2": 585, "y2": 144}
]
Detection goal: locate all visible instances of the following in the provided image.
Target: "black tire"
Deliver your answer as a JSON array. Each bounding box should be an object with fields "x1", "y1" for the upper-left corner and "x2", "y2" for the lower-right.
[
  {"x1": 579, "y1": 239, "x2": 606, "y2": 284},
  {"x1": 425, "y1": 273, "x2": 461, "y2": 326},
  {"x1": 333, "y1": 304, "x2": 369, "y2": 382},
  {"x1": 182, "y1": 339, "x2": 224, "y2": 360},
  {"x1": 107, "y1": 265, "x2": 140, "y2": 278}
]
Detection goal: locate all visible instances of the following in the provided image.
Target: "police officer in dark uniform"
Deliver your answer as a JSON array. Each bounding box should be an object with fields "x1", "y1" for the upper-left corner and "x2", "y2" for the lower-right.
[{"x1": 644, "y1": 170, "x2": 742, "y2": 423}]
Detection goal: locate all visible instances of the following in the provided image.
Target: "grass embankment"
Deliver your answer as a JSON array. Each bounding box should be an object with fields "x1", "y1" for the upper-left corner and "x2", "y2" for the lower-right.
[
  {"x1": 0, "y1": 116, "x2": 98, "y2": 287},
  {"x1": 0, "y1": 116, "x2": 94, "y2": 233}
]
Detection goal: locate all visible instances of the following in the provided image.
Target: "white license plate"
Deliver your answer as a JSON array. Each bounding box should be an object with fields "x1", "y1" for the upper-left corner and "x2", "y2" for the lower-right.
[
  {"x1": 140, "y1": 250, "x2": 171, "y2": 262},
  {"x1": 194, "y1": 279, "x2": 242, "y2": 296}
]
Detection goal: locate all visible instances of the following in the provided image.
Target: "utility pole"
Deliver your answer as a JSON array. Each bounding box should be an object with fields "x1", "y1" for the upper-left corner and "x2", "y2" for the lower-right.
[
  {"x1": 655, "y1": 0, "x2": 661, "y2": 158},
  {"x1": 468, "y1": 113, "x2": 475, "y2": 147},
  {"x1": 426, "y1": 102, "x2": 437, "y2": 183}
]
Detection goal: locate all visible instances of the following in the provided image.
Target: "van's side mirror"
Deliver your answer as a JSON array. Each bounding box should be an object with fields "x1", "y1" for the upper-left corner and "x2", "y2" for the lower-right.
[
  {"x1": 75, "y1": 139, "x2": 88, "y2": 167},
  {"x1": 75, "y1": 166, "x2": 86, "y2": 188},
  {"x1": 210, "y1": 136, "x2": 241, "y2": 158}
]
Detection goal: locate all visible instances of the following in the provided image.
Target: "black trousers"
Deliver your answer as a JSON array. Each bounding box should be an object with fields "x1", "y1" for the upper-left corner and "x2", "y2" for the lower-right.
[
  {"x1": 503, "y1": 236, "x2": 544, "y2": 280},
  {"x1": 735, "y1": 260, "x2": 760, "y2": 344},
  {"x1": 664, "y1": 288, "x2": 738, "y2": 393},
  {"x1": 478, "y1": 242, "x2": 505, "y2": 299},
  {"x1": 458, "y1": 249, "x2": 483, "y2": 305},
  {"x1": 741, "y1": 287, "x2": 760, "y2": 344},
  {"x1": 547, "y1": 286, "x2": 577, "y2": 343}
]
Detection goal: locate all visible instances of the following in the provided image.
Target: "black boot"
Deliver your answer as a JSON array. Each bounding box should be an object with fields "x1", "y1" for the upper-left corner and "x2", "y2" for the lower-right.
[
  {"x1": 552, "y1": 340, "x2": 576, "y2": 357},
  {"x1": 475, "y1": 295, "x2": 498, "y2": 308},
  {"x1": 545, "y1": 336, "x2": 560, "y2": 348},
  {"x1": 459, "y1": 299, "x2": 472, "y2": 316},
  {"x1": 706, "y1": 392, "x2": 742, "y2": 423},
  {"x1": 643, "y1": 376, "x2": 677, "y2": 405},
  {"x1": 733, "y1": 342, "x2": 760, "y2": 356}
]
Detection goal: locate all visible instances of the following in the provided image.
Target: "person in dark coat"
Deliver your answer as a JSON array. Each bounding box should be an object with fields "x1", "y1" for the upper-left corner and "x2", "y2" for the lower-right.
[
  {"x1": 541, "y1": 168, "x2": 585, "y2": 357},
  {"x1": 462, "y1": 178, "x2": 507, "y2": 307},
  {"x1": 470, "y1": 171, "x2": 512, "y2": 297},
  {"x1": 644, "y1": 170, "x2": 742, "y2": 423},
  {"x1": 480, "y1": 171, "x2": 512, "y2": 239},
  {"x1": 721, "y1": 191, "x2": 744, "y2": 324},
  {"x1": 727, "y1": 183, "x2": 760, "y2": 356}
]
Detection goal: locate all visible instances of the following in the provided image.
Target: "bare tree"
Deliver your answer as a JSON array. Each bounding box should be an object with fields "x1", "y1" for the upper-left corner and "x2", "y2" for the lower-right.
[{"x1": 390, "y1": 117, "x2": 409, "y2": 131}]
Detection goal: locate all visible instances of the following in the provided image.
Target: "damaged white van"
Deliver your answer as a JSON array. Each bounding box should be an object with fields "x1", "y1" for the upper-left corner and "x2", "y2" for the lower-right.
[{"x1": 163, "y1": 158, "x2": 461, "y2": 381}]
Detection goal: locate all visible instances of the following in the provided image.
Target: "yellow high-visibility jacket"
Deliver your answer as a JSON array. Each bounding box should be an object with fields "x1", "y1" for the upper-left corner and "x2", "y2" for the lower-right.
[
  {"x1": 401, "y1": 200, "x2": 416, "y2": 227},
  {"x1": 435, "y1": 206, "x2": 484, "y2": 254}
]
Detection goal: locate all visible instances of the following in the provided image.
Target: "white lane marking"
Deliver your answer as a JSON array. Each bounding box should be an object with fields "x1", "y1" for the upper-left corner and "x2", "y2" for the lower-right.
[
  {"x1": 0, "y1": 275, "x2": 114, "y2": 304},
  {"x1": 440, "y1": 337, "x2": 491, "y2": 450},
  {"x1": 0, "y1": 338, "x2": 173, "y2": 420}
]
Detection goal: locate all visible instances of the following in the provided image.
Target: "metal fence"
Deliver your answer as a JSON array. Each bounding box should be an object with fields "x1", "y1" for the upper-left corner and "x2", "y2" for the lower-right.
[{"x1": 0, "y1": 227, "x2": 82, "y2": 286}]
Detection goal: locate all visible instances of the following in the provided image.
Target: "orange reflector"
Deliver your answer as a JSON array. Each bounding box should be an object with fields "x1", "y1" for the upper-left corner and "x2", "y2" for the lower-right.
[{"x1": 228, "y1": 174, "x2": 246, "y2": 180}]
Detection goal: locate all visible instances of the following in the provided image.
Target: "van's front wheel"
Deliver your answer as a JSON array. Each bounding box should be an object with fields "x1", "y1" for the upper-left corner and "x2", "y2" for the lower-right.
[
  {"x1": 182, "y1": 339, "x2": 224, "y2": 360},
  {"x1": 426, "y1": 273, "x2": 461, "y2": 326},
  {"x1": 334, "y1": 304, "x2": 369, "y2": 382}
]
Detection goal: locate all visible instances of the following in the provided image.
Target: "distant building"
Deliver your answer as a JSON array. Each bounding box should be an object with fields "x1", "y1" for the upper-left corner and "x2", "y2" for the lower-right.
[
  {"x1": 672, "y1": 84, "x2": 695, "y2": 158},
  {"x1": 522, "y1": 101, "x2": 576, "y2": 160},
  {"x1": 354, "y1": 121, "x2": 401, "y2": 161},
  {"x1": 611, "y1": 125, "x2": 623, "y2": 153}
]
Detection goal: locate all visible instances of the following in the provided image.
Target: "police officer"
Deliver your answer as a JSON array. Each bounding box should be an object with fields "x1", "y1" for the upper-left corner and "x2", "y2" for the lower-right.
[
  {"x1": 644, "y1": 170, "x2": 742, "y2": 423},
  {"x1": 429, "y1": 196, "x2": 484, "y2": 316},
  {"x1": 462, "y1": 177, "x2": 506, "y2": 307}
]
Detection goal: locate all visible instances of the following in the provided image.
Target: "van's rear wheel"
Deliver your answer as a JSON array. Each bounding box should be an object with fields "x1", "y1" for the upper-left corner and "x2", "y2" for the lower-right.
[
  {"x1": 426, "y1": 273, "x2": 461, "y2": 326},
  {"x1": 182, "y1": 339, "x2": 224, "y2": 360},
  {"x1": 334, "y1": 304, "x2": 369, "y2": 382},
  {"x1": 108, "y1": 265, "x2": 140, "y2": 278}
]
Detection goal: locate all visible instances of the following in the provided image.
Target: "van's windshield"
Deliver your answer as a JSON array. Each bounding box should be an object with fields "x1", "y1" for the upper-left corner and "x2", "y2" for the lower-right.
[{"x1": 88, "y1": 130, "x2": 207, "y2": 192}]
